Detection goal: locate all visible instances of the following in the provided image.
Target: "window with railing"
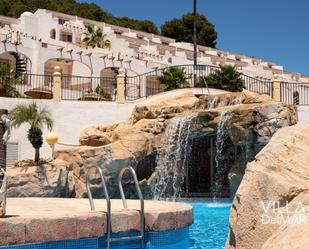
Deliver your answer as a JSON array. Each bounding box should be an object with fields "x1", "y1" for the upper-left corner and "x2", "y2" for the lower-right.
[{"x1": 60, "y1": 30, "x2": 73, "y2": 42}]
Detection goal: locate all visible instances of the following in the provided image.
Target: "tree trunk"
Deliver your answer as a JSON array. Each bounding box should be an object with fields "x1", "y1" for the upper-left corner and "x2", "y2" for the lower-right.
[
  {"x1": 0, "y1": 109, "x2": 8, "y2": 172},
  {"x1": 35, "y1": 148, "x2": 40, "y2": 164}
]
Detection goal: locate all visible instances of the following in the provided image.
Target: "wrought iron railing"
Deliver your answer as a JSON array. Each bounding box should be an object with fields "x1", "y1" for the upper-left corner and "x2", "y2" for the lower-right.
[
  {"x1": 280, "y1": 82, "x2": 309, "y2": 105},
  {"x1": 241, "y1": 74, "x2": 273, "y2": 97},
  {"x1": 61, "y1": 75, "x2": 116, "y2": 101},
  {"x1": 125, "y1": 64, "x2": 273, "y2": 100},
  {"x1": 2, "y1": 65, "x2": 309, "y2": 105},
  {"x1": 0, "y1": 73, "x2": 53, "y2": 99}
]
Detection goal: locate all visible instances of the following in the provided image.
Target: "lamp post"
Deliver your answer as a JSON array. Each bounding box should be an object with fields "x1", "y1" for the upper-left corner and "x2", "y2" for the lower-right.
[
  {"x1": 45, "y1": 132, "x2": 59, "y2": 159},
  {"x1": 193, "y1": 0, "x2": 197, "y2": 87}
]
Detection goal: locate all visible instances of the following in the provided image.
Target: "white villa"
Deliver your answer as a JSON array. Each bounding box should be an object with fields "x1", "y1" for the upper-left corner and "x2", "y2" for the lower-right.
[
  {"x1": 0, "y1": 9, "x2": 307, "y2": 83},
  {"x1": 1, "y1": 9, "x2": 309, "y2": 165}
]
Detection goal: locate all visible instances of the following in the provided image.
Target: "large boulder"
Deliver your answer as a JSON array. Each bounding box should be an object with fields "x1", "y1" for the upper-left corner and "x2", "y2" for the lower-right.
[
  {"x1": 7, "y1": 159, "x2": 75, "y2": 197},
  {"x1": 226, "y1": 125, "x2": 309, "y2": 249}
]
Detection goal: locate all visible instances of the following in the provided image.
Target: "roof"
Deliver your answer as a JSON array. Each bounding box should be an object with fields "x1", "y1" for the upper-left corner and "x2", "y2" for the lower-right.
[
  {"x1": 41, "y1": 9, "x2": 175, "y2": 43},
  {"x1": 0, "y1": 15, "x2": 20, "y2": 25}
]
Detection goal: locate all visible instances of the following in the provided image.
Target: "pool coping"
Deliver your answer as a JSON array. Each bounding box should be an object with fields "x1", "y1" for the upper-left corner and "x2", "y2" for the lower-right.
[{"x1": 0, "y1": 198, "x2": 193, "y2": 246}]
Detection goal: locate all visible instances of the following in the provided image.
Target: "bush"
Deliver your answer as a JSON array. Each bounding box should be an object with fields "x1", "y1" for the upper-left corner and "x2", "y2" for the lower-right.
[
  {"x1": 205, "y1": 65, "x2": 244, "y2": 92},
  {"x1": 0, "y1": 64, "x2": 20, "y2": 97},
  {"x1": 94, "y1": 85, "x2": 112, "y2": 101},
  {"x1": 158, "y1": 67, "x2": 190, "y2": 91}
]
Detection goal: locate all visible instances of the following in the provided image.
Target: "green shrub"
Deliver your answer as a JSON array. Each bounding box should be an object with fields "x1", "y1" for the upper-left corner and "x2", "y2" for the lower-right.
[
  {"x1": 158, "y1": 67, "x2": 190, "y2": 91},
  {"x1": 94, "y1": 85, "x2": 112, "y2": 101},
  {"x1": 205, "y1": 65, "x2": 244, "y2": 92},
  {"x1": 0, "y1": 64, "x2": 20, "y2": 97}
]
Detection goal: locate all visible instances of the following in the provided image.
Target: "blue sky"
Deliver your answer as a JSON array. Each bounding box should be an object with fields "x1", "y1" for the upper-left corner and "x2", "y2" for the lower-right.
[{"x1": 80, "y1": 0, "x2": 308, "y2": 75}]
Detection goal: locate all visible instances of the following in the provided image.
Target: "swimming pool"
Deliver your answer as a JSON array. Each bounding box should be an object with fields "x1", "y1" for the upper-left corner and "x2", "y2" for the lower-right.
[
  {"x1": 146, "y1": 199, "x2": 232, "y2": 249},
  {"x1": 181, "y1": 199, "x2": 232, "y2": 249},
  {"x1": 101, "y1": 199, "x2": 232, "y2": 249},
  {"x1": 0, "y1": 199, "x2": 231, "y2": 249}
]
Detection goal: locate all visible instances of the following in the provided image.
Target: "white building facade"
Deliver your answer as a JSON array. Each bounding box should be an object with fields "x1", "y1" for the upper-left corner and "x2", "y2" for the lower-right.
[
  {"x1": 1, "y1": 9, "x2": 309, "y2": 164},
  {"x1": 0, "y1": 9, "x2": 307, "y2": 84}
]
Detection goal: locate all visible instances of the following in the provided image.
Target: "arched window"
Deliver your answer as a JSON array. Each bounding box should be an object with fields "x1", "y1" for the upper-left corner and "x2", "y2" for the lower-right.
[{"x1": 50, "y1": 29, "x2": 56, "y2": 39}]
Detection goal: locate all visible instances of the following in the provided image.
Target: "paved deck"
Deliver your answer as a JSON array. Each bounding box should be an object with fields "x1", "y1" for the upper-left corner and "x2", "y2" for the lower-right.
[{"x1": 0, "y1": 198, "x2": 193, "y2": 246}]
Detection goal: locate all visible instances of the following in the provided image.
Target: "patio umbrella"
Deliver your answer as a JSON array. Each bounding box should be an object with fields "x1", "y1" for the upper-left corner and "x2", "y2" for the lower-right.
[
  {"x1": 25, "y1": 86, "x2": 53, "y2": 99},
  {"x1": 79, "y1": 92, "x2": 102, "y2": 101}
]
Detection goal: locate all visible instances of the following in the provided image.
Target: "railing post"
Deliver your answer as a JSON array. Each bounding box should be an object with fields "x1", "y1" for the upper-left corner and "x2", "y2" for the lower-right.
[
  {"x1": 272, "y1": 74, "x2": 281, "y2": 102},
  {"x1": 116, "y1": 69, "x2": 125, "y2": 104},
  {"x1": 53, "y1": 66, "x2": 62, "y2": 101}
]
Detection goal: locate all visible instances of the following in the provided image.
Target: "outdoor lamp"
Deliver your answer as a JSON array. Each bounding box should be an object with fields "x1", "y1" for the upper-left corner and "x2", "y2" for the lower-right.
[{"x1": 45, "y1": 132, "x2": 59, "y2": 158}]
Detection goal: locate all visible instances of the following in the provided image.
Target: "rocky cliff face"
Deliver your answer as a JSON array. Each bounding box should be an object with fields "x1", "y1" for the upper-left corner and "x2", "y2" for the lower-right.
[
  {"x1": 226, "y1": 125, "x2": 309, "y2": 249},
  {"x1": 7, "y1": 91, "x2": 297, "y2": 199}
]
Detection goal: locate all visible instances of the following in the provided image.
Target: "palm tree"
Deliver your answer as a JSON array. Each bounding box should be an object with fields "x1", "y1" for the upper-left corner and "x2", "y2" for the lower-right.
[
  {"x1": 205, "y1": 65, "x2": 245, "y2": 92},
  {"x1": 9, "y1": 103, "x2": 53, "y2": 164},
  {"x1": 83, "y1": 25, "x2": 111, "y2": 49}
]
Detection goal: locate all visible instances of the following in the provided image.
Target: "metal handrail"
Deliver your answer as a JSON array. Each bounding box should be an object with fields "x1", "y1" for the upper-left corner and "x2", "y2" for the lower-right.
[
  {"x1": 86, "y1": 165, "x2": 112, "y2": 249},
  {"x1": 118, "y1": 166, "x2": 145, "y2": 249}
]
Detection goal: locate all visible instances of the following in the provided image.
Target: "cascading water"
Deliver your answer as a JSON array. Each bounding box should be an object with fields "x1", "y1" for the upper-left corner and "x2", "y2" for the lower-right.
[
  {"x1": 152, "y1": 115, "x2": 194, "y2": 200},
  {"x1": 232, "y1": 95, "x2": 244, "y2": 105},
  {"x1": 213, "y1": 111, "x2": 233, "y2": 198},
  {"x1": 208, "y1": 96, "x2": 219, "y2": 109}
]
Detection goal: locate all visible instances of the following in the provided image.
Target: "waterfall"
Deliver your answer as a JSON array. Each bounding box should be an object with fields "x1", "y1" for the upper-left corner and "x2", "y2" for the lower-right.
[
  {"x1": 232, "y1": 95, "x2": 244, "y2": 105},
  {"x1": 152, "y1": 115, "x2": 194, "y2": 200},
  {"x1": 213, "y1": 111, "x2": 233, "y2": 198},
  {"x1": 208, "y1": 96, "x2": 219, "y2": 109}
]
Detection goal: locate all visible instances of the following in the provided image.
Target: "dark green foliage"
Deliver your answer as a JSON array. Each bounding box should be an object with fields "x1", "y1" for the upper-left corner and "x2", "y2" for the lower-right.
[
  {"x1": 161, "y1": 13, "x2": 217, "y2": 48},
  {"x1": 94, "y1": 85, "x2": 112, "y2": 101},
  {"x1": 0, "y1": 0, "x2": 159, "y2": 34},
  {"x1": 205, "y1": 65, "x2": 245, "y2": 92},
  {"x1": 158, "y1": 67, "x2": 190, "y2": 91},
  {"x1": 0, "y1": 64, "x2": 20, "y2": 97},
  {"x1": 83, "y1": 25, "x2": 111, "y2": 49},
  {"x1": 111, "y1": 17, "x2": 159, "y2": 34}
]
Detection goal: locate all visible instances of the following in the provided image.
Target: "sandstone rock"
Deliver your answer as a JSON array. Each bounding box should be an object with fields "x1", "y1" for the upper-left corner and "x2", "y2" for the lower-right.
[
  {"x1": 261, "y1": 211, "x2": 309, "y2": 249},
  {"x1": 226, "y1": 125, "x2": 309, "y2": 249},
  {"x1": 7, "y1": 159, "x2": 74, "y2": 197},
  {"x1": 79, "y1": 126, "x2": 112, "y2": 146},
  {"x1": 8, "y1": 91, "x2": 297, "y2": 199}
]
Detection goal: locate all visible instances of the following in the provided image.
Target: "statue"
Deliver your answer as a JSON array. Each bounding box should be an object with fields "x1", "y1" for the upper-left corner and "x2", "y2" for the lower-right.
[
  {"x1": 0, "y1": 114, "x2": 10, "y2": 217},
  {"x1": 1, "y1": 114, "x2": 11, "y2": 145},
  {"x1": 0, "y1": 169, "x2": 8, "y2": 217}
]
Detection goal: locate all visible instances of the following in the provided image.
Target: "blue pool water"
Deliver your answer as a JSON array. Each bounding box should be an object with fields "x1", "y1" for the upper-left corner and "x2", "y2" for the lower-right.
[
  {"x1": 185, "y1": 200, "x2": 232, "y2": 249},
  {"x1": 0, "y1": 200, "x2": 232, "y2": 249},
  {"x1": 153, "y1": 200, "x2": 232, "y2": 249},
  {"x1": 100, "y1": 199, "x2": 232, "y2": 249}
]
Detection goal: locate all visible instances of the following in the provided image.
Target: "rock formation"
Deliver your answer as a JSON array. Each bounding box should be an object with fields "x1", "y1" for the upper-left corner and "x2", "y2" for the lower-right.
[
  {"x1": 7, "y1": 159, "x2": 74, "y2": 197},
  {"x1": 226, "y1": 125, "x2": 309, "y2": 249},
  {"x1": 7, "y1": 91, "x2": 297, "y2": 199}
]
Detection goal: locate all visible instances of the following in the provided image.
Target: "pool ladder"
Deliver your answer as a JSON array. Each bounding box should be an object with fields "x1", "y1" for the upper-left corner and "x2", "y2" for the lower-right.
[{"x1": 86, "y1": 165, "x2": 145, "y2": 249}]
